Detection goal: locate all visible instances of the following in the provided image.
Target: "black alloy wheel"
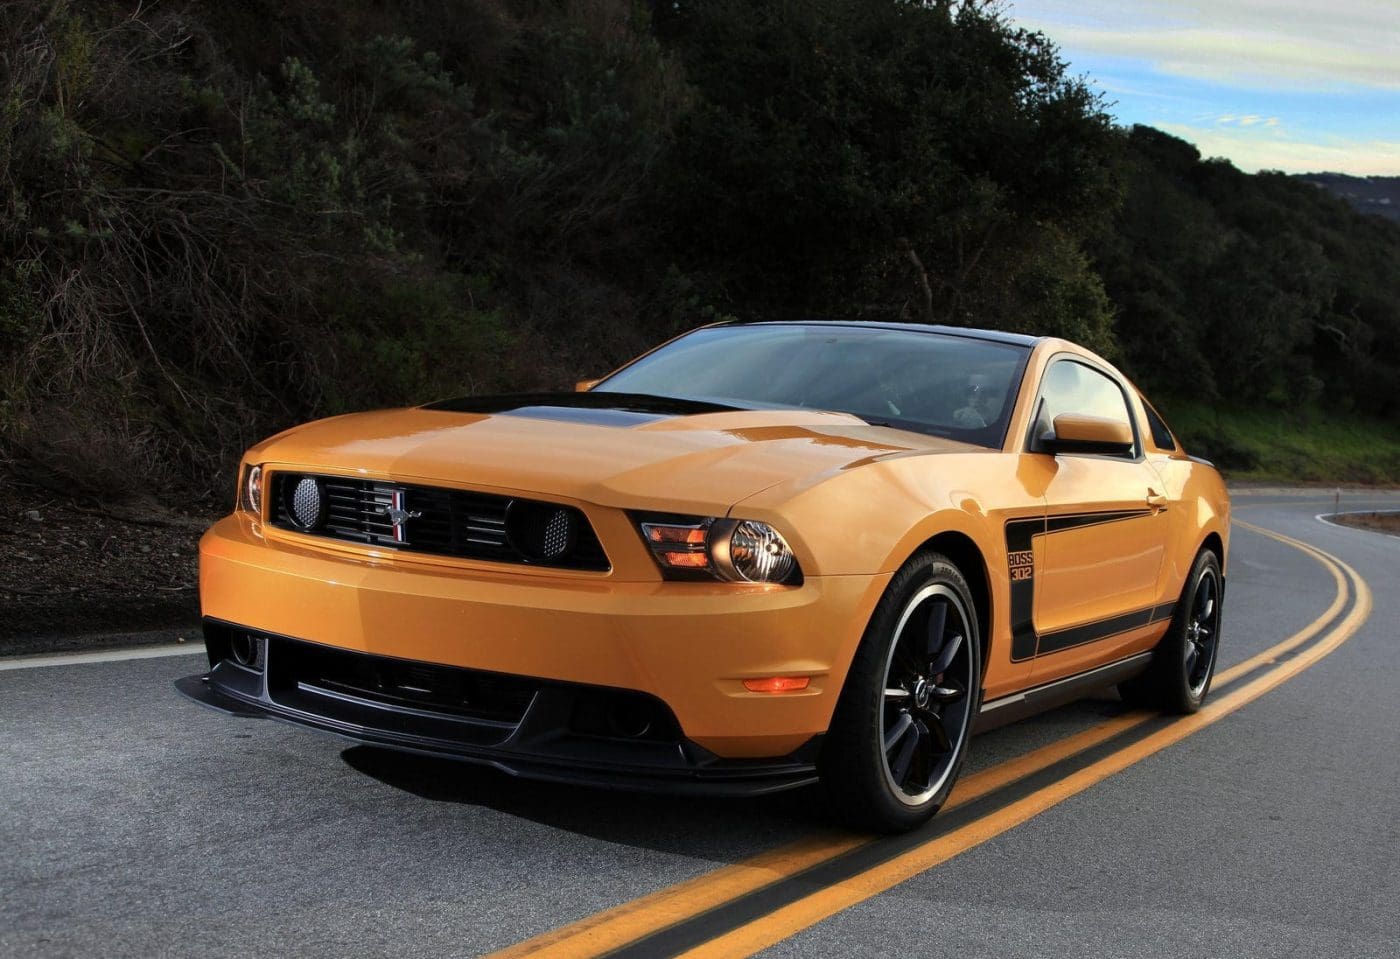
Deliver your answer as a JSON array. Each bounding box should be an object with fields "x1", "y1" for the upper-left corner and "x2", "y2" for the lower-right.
[
  {"x1": 879, "y1": 584, "x2": 975, "y2": 805},
  {"x1": 1119, "y1": 548, "x2": 1224, "y2": 714},
  {"x1": 1185, "y1": 561, "x2": 1222, "y2": 697},
  {"x1": 821, "y1": 552, "x2": 981, "y2": 832}
]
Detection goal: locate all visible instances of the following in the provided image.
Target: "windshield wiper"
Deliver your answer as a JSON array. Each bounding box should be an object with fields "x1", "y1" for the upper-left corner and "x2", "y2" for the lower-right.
[{"x1": 851, "y1": 415, "x2": 955, "y2": 439}]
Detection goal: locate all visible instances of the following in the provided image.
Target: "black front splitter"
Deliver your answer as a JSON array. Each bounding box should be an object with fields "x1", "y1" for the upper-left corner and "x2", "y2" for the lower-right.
[{"x1": 176, "y1": 669, "x2": 821, "y2": 799}]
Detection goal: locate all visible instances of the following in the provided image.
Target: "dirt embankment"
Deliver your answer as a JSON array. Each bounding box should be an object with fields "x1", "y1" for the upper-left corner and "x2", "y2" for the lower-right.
[
  {"x1": 0, "y1": 484, "x2": 213, "y2": 649},
  {"x1": 1331, "y1": 511, "x2": 1400, "y2": 536}
]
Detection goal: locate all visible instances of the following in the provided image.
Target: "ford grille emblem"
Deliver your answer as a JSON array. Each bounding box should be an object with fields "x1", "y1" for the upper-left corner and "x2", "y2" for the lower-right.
[{"x1": 378, "y1": 490, "x2": 422, "y2": 543}]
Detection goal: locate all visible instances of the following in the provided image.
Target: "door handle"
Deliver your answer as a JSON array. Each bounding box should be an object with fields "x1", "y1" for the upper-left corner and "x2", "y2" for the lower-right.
[{"x1": 1146, "y1": 490, "x2": 1167, "y2": 510}]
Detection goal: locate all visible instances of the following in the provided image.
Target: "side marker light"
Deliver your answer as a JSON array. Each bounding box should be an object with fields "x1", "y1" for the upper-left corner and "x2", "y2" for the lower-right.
[{"x1": 742, "y1": 676, "x2": 811, "y2": 693}]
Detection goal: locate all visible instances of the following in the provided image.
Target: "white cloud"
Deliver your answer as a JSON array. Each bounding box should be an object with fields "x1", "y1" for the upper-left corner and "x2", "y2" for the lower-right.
[
  {"x1": 1008, "y1": 1, "x2": 1400, "y2": 91},
  {"x1": 1156, "y1": 122, "x2": 1400, "y2": 175},
  {"x1": 1004, "y1": 2, "x2": 1399, "y2": 172},
  {"x1": 1044, "y1": 25, "x2": 1399, "y2": 91},
  {"x1": 1009, "y1": 0, "x2": 1397, "y2": 43},
  {"x1": 1211, "y1": 115, "x2": 1284, "y2": 129}
]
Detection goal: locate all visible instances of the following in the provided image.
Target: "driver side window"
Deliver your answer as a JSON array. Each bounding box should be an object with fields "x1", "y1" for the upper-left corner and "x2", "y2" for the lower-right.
[{"x1": 1034, "y1": 360, "x2": 1137, "y2": 457}]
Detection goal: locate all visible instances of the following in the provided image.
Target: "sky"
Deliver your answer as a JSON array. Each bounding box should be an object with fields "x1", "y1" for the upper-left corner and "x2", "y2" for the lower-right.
[{"x1": 1003, "y1": 0, "x2": 1400, "y2": 175}]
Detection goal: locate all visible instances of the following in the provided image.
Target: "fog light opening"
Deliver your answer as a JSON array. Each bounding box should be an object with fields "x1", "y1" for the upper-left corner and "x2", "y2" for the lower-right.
[
  {"x1": 607, "y1": 701, "x2": 655, "y2": 739},
  {"x1": 229, "y1": 634, "x2": 263, "y2": 670}
]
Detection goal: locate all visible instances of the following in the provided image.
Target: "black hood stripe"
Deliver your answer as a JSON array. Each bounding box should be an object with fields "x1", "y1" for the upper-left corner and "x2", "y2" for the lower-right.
[{"x1": 421, "y1": 392, "x2": 742, "y2": 419}]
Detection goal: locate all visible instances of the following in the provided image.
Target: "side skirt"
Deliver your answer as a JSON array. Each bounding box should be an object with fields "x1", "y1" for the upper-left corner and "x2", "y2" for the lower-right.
[{"x1": 973, "y1": 652, "x2": 1153, "y2": 734}]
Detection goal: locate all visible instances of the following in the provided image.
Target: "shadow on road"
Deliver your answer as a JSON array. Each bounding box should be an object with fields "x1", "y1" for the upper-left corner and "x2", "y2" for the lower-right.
[
  {"x1": 340, "y1": 745, "x2": 831, "y2": 854},
  {"x1": 337, "y1": 694, "x2": 1127, "y2": 858}
]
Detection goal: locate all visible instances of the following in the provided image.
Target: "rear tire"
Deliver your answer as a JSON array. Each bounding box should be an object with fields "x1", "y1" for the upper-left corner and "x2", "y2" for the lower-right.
[
  {"x1": 1119, "y1": 548, "x2": 1224, "y2": 713},
  {"x1": 820, "y1": 552, "x2": 982, "y2": 833}
]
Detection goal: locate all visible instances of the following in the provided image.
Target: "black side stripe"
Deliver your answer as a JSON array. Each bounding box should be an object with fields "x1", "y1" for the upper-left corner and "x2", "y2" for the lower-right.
[
  {"x1": 1006, "y1": 515, "x2": 1047, "y2": 662},
  {"x1": 1037, "y1": 602, "x2": 1176, "y2": 656},
  {"x1": 1005, "y1": 509, "x2": 1164, "y2": 663}
]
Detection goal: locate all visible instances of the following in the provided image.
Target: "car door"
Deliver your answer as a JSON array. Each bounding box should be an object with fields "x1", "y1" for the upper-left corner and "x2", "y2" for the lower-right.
[{"x1": 1026, "y1": 357, "x2": 1172, "y2": 684}]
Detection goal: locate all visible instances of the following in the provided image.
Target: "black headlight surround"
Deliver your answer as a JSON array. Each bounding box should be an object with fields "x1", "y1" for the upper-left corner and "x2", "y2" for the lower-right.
[{"x1": 630, "y1": 511, "x2": 803, "y2": 586}]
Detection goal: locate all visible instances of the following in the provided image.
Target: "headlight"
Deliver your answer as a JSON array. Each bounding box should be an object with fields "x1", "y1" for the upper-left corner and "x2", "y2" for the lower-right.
[
  {"x1": 635, "y1": 514, "x2": 801, "y2": 584},
  {"x1": 713, "y1": 520, "x2": 798, "y2": 584},
  {"x1": 240, "y1": 464, "x2": 263, "y2": 515}
]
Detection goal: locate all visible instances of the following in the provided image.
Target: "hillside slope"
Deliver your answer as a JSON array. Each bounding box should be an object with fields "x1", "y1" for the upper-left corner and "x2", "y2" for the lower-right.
[
  {"x1": 1, "y1": 1, "x2": 1397, "y2": 501},
  {"x1": 1297, "y1": 174, "x2": 1400, "y2": 223}
]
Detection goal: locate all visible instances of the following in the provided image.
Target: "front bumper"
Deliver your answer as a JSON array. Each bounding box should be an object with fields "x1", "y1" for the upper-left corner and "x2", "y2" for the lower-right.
[
  {"x1": 192, "y1": 513, "x2": 889, "y2": 766},
  {"x1": 178, "y1": 622, "x2": 823, "y2": 795}
]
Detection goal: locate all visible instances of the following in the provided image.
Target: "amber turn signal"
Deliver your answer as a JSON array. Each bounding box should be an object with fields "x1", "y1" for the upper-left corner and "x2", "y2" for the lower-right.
[
  {"x1": 659, "y1": 550, "x2": 709, "y2": 568},
  {"x1": 742, "y1": 676, "x2": 810, "y2": 693}
]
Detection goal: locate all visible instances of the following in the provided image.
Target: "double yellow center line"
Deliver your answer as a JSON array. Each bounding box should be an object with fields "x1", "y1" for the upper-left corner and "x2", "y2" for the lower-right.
[{"x1": 487, "y1": 522, "x2": 1370, "y2": 959}]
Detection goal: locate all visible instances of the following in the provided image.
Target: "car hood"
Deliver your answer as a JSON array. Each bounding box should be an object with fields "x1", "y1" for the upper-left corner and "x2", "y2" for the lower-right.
[{"x1": 249, "y1": 396, "x2": 982, "y2": 515}]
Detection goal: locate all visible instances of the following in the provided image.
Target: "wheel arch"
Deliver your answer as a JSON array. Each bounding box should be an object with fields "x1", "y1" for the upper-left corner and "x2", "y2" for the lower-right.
[
  {"x1": 906, "y1": 530, "x2": 994, "y2": 676},
  {"x1": 1200, "y1": 530, "x2": 1225, "y2": 569}
]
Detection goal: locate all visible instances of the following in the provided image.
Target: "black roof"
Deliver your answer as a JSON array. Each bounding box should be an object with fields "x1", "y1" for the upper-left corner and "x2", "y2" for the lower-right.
[{"x1": 720, "y1": 319, "x2": 1040, "y2": 348}]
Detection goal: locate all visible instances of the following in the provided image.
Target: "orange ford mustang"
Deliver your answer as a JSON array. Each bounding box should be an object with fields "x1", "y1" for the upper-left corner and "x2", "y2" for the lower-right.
[{"x1": 179, "y1": 321, "x2": 1229, "y2": 831}]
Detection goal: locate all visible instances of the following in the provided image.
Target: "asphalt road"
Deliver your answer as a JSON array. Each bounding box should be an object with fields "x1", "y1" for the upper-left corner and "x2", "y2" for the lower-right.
[{"x1": 2, "y1": 490, "x2": 1397, "y2": 958}]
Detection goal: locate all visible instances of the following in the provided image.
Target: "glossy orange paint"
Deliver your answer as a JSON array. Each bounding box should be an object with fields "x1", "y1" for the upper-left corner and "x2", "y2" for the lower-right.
[{"x1": 199, "y1": 332, "x2": 1229, "y2": 759}]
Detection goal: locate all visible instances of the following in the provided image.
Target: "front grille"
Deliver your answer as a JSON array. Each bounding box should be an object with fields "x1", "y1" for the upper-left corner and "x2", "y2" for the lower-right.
[{"x1": 269, "y1": 473, "x2": 609, "y2": 571}]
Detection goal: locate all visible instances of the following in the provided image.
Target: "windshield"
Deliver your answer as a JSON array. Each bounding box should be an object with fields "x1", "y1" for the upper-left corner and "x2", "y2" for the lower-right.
[{"x1": 595, "y1": 324, "x2": 1031, "y2": 448}]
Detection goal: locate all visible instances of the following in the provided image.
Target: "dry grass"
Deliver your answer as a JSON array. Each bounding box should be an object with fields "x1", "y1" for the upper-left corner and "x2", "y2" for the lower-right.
[{"x1": 1331, "y1": 512, "x2": 1400, "y2": 537}]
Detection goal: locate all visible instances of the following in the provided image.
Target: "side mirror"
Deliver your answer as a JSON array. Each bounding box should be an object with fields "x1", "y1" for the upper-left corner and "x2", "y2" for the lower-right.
[
  {"x1": 1041, "y1": 414, "x2": 1133, "y2": 456},
  {"x1": 574, "y1": 378, "x2": 601, "y2": 392}
]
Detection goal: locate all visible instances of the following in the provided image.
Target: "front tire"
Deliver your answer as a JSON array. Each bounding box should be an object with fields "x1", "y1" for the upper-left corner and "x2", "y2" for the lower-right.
[
  {"x1": 1119, "y1": 548, "x2": 1224, "y2": 713},
  {"x1": 820, "y1": 552, "x2": 981, "y2": 833}
]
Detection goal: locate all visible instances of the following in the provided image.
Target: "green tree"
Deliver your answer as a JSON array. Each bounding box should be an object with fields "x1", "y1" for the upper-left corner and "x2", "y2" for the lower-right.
[{"x1": 653, "y1": 0, "x2": 1121, "y2": 344}]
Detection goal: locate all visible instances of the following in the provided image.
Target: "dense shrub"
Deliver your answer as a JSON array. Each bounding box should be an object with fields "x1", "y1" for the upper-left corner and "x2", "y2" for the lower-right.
[
  {"x1": 0, "y1": 1, "x2": 690, "y2": 496},
  {"x1": 652, "y1": 0, "x2": 1121, "y2": 352}
]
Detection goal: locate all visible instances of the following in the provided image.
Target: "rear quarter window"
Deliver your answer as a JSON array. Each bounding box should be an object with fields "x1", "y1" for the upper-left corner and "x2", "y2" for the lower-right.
[{"x1": 1142, "y1": 400, "x2": 1177, "y2": 451}]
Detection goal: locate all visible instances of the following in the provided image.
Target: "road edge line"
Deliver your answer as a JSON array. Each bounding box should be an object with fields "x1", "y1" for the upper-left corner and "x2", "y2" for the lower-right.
[{"x1": 0, "y1": 643, "x2": 203, "y2": 672}]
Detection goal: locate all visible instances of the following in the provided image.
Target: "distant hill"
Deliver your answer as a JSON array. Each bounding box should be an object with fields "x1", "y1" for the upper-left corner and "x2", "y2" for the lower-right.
[{"x1": 1296, "y1": 173, "x2": 1400, "y2": 222}]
